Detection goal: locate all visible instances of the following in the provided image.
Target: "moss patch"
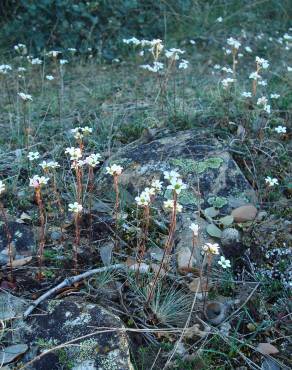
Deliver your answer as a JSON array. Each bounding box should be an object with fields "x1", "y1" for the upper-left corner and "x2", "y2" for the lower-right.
[{"x1": 169, "y1": 157, "x2": 223, "y2": 175}]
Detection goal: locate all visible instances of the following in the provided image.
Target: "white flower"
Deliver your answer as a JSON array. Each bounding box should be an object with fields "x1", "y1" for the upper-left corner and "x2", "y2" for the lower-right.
[
  {"x1": 47, "y1": 50, "x2": 61, "y2": 58},
  {"x1": 214, "y1": 64, "x2": 221, "y2": 70},
  {"x1": 0, "y1": 180, "x2": 5, "y2": 194},
  {"x1": 264, "y1": 104, "x2": 271, "y2": 114},
  {"x1": 202, "y1": 242, "x2": 220, "y2": 255},
  {"x1": 27, "y1": 151, "x2": 40, "y2": 161},
  {"x1": 245, "y1": 46, "x2": 252, "y2": 53},
  {"x1": 14, "y1": 43, "x2": 26, "y2": 53},
  {"x1": 190, "y1": 40, "x2": 196, "y2": 45},
  {"x1": 283, "y1": 33, "x2": 292, "y2": 41},
  {"x1": 18, "y1": 67, "x2": 26, "y2": 72},
  {"x1": 85, "y1": 153, "x2": 101, "y2": 167},
  {"x1": 65, "y1": 147, "x2": 82, "y2": 161},
  {"x1": 274, "y1": 126, "x2": 286, "y2": 134},
  {"x1": 71, "y1": 160, "x2": 85, "y2": 169},
  {"x1": 144, "y1": 187, "x2": 156, "y2": 196},
  {"x1": 270, "y1": 93, "x2": 280, "y2": 99},
  {"x1": 216, "y1": 16, "x2": 223, "y2": 23},
  {"x1": 218, "y1": 256, "x2": 231, "y2": 269},
  {"x1": 18, "y1": 92, "x2": 33, "y2": 101},
  {"x1": 68, "y1": 48, "x2": 77, "y2": 52},
  {"x1": 256, "y1": 56, "x2": 269, "y2": 69},
  {"x1": 71, "y1": 127, "x2": 84, "y2": 139},
  {"x1": 165, "y1": 48, "x2": 185, "y2": 60},
  {"x1": 140, "y1": 62, "x2": 164, "y2": 73},
  {"x1": 163, "y1": 200, "x2": 182, "y2": 213},
  {"x1": 60, "y1": 59, "x2": 68, "y2": 65},
  {"x1": 106, "y1": 164, "x2": 123, "y2": 176},
  {"x1": 221, "y1": 66, "x2": 233, "y2": 74},
  {"x1": 288, "y1": 66, "x2": 292, "y2": 72},
  {"x1": 221, "y1": 78, "x2": 235, "y2": 89},
  {"x1": 39, "y1": 161, "x2": 60, "y2": 170},
  {"x1": 224, "y1": 48, "x2": 232, "y2": 55},
  {"x1": 265, "y1": 176, "x2": 279, "y2": 187},
  {"x1": 46, "y1": 75, "x2": 54, "y2": 80},
  {"x1": 135, "y1": 191, "x2": 151, "y2": 207},
  {"x1": 123, "y1": 37, "x2": 141, "y2": 46},
  {"x1": 29, "y1": 175, "x2": 49, "y2": 188},
  {"x1": 163, "y1": 170, "x2": 181, "y2": 182},
  {"x1": 257, "y1": 96, "x2": 268, "y2": 106},
  {"x1": 241, "y1": 91, "x2": 252, "y2": 98},
  {"x1": 258, "y1": 80, "x2": 267, "y2": 86},
  {"x1": 249, "y1": 71, "x2": 261, "y2": 80},
  {"x1": 227, "y1": 37, "x2": 241, "y2": 49},
  {"x1": 151, "y1": 179, "x2": 163, "y2": 192},
  {"x1": 167, "y1": 177, "x2": 187, "y2": 194},
  {"x1": 189, "y1": 223, "x2": 199, "y2": 236},
  {"x1": 178, "y1": 59, "x2": 189, "y2": 69},
  {"x1": 68, "y1": 202, "x2": 83, "y2": 213},
  {"x1": 30, "y1": 58, "x2": 42, "y2": 65},
  {"x1": 81, "y1": 126, "x2": 93, "y2": 135}
]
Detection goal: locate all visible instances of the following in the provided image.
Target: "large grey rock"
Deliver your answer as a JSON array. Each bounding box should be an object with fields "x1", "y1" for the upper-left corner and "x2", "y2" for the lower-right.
[
  {"x1": 0, "y1": 221, "x2": 35, "y2": 265},
  {"x1": 98, "y1": 130, "x2": 257, "y2": 264},
  {"x1": 99, "y1": 130, "x2": 256, "y2": 209},
  {"x1": 19, "y1": 298, "x2": 133, "y2": 370}
]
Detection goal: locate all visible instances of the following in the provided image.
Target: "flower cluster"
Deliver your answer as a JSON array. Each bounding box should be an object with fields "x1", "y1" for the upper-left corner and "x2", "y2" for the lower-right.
[
  {"x1": 85, "y1": 153, "x2": 101, "y2": 167},
  {"x1": 163, "y1": 199, "x2": 183, "y2": 213},
  {"x1": 202, "y1": 242, "x2": 220, "y2": 255},
  {"x1": 29, "y1": 175, "x2": 49, "y2": 188},
  {"x1": 135, "y1": 179, "x2": 163, "y2": 207},
  {"x1": 265, "y1": 176, "x2": 279, "y2": 187},
  {"x1": 65, "y1": 147, "x2": 82, "y2": 161},
  {"x1": 164, "y1": 171, "x2": 187, "y2": 195},
  {"x1": 106, "y1": 164, "x2": 123, "y2": 176},
  {"x1": 39, "y1": 160, "x2": 60, "y2": 170},
  {"x1": 18, "y1": 92, "x2": 33, "y2": 101},
  {"x1": 68, "y1": 202, "x2": 83, "y2": 213},
  {"x1": 71, "y1": 126, "x2": 93, "y2": 140},
  {"x1": 227, "y1": 37, "x2": 241, "y2": 50},
  {"x1": 0, "y1": 64, "x2": 12, "y2": 74}
]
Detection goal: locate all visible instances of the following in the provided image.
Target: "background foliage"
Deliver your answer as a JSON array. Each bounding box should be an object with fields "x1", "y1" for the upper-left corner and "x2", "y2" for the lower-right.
[{"x1": 1, "y1": 0, "x2": 291, "y2": 59}]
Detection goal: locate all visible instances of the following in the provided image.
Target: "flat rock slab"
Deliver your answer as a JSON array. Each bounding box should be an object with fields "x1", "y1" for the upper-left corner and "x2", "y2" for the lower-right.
[
  {"x1": 99, "y1": 130, "x2": 256, "y2": 212},
  {"x1": 21, "y1": 298, "x2": 133, "y2": 370},
  {"x1": 98, "y1": 130, "x2": 257, "y2": 262}
]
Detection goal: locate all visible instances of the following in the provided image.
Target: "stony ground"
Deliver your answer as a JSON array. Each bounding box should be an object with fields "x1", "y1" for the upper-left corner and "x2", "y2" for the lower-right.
[{"x1": 0, "y1": 5, "x2": 291, "y2": 370}]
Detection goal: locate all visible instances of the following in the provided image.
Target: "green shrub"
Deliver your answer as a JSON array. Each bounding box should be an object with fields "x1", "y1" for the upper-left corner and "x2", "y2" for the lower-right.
[{"x1": 0, "y1": 0, "x2": 192, "y2": 58}]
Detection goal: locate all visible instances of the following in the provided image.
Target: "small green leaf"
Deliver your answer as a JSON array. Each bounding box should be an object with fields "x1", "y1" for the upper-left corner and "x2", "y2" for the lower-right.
[
  {"x1": 206, "y1": 224, "x2": 222, "y2": 238},
  {"x1": 204, "y1": 207, "x2": 219, "y2": 219},
  {"x1": 219, "y1": 215, "x2": 234, "y2": 227}
]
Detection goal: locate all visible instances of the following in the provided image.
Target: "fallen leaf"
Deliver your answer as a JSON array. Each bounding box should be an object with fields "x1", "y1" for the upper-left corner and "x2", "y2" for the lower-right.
[
  {"x1": 219, "y1": 215, "x2": 234, "y2": 227},
  {"x1": 256, "y1": 342, "x2": 279, "y2": 355},
  {"x1": 0, "y1": 344, "x2": 28, "y2": 365},
  {"x1": 206, "y1": 223, "x2": 222, "y2": 238},
  {"x1": 204, "y1": 207, "x2": 219, "y2": 219}
]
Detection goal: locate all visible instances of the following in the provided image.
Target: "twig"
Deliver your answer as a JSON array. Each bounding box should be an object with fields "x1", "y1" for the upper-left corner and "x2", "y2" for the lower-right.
[{"x1": 23, "y1": 264, "x2": 125, "y2": 318}]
